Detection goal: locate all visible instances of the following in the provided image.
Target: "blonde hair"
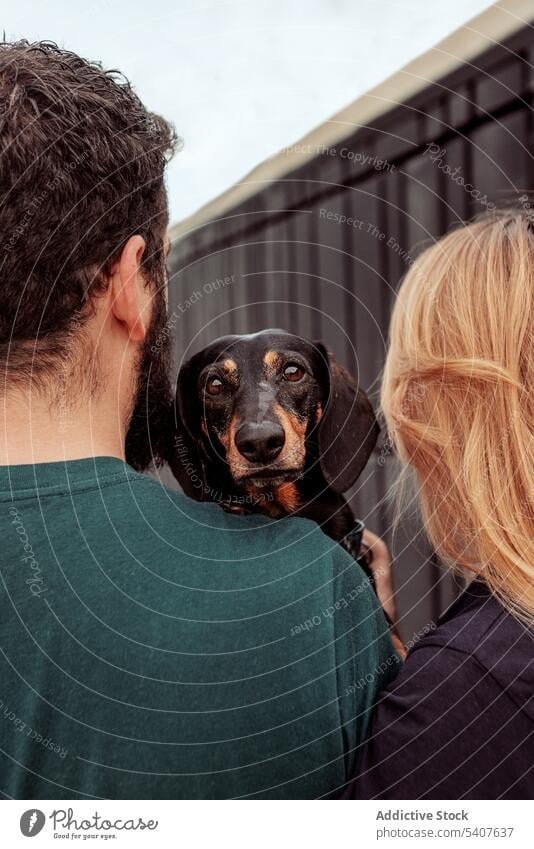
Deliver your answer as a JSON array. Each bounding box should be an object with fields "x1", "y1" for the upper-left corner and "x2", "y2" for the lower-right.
[{"x1": 381, "y1": 211, "x2": 534, "y2": 623}]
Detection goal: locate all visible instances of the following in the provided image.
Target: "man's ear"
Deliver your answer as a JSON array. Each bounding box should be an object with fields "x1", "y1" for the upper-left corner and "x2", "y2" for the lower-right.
[
  {"x1": 110, "y1": 235, "x2": 148, "y2": 343},
  {"x1": 315, "y1": 343, "x2": 380, "y2": 494},
  {"x1": 167, "y1": 353, "x2": 206, "y2": 499}
]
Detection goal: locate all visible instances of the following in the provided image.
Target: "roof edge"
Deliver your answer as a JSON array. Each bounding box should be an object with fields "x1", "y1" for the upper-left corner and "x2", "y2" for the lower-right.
[{"x1": 170, "y1": 0, "x2": 533, "y2": 242}]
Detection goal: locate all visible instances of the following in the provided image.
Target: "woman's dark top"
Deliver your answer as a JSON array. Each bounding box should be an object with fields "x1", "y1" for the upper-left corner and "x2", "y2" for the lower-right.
[{"x1": 352, "y1": 580, "x2": 534, "y2": 799}]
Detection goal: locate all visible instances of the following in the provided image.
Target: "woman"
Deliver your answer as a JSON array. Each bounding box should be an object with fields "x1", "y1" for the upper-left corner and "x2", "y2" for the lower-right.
[{"x1": 354, "y1": 210, "x2": 533, "y2": 799}]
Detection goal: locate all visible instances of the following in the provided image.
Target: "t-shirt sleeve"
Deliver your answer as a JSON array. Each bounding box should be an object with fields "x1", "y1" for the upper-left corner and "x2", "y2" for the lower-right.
[
  {"x1": 351, "y1": 643, "x2": 529, "y2": 799},
  {"x1": 329, "y1": 545, "x2": 401, "y2": 784}
]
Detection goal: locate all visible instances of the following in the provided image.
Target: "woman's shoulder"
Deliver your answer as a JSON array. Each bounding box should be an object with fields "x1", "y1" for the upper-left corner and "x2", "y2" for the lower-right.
[
  {"x1": 410, "y1": 580, "x2": 534, "y2": 718},
  {"x1": 418, "y1": 580, "x2": 534, "y2": 655},
  {"x1": 354, "y1": 583, "x2": 534, "y2": 799}
]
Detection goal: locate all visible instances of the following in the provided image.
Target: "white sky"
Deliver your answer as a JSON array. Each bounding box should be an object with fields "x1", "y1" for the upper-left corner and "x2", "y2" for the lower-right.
[{"x1": 5, "y1": 0, "x2": 494, "y2": 225}]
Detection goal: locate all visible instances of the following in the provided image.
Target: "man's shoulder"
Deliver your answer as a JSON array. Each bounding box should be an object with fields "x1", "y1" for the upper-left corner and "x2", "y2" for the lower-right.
[
  {"x1": 107, "y1": 471, "x2": 386, "y2": 653},
  {"x1": 117, "y1": 469, "x2": 352, "y2": 582},
  {"x1": 134, "y1": 470, "x2": 328, "y2": 538}
]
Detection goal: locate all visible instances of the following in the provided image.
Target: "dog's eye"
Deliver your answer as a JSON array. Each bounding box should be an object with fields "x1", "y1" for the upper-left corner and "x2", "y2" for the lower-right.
[
  {"x1": 205, "y1": 376, "x2": 224, "y2": 396},
  {"x1": 283, "y1": 363, "x2": 305, "y2": 382}
]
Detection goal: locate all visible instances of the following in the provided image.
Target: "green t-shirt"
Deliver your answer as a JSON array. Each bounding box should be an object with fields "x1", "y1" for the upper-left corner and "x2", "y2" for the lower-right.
[{"x1": 0, "y1": 457, "x2": 399, "y2": 799}]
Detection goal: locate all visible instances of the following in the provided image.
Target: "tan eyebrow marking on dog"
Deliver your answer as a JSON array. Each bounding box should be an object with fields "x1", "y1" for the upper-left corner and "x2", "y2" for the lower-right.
[
  {"x1": 263, "y1": 350, "x2": 280, "y2": 373},
  {"x1": 221, "y1": 358, "x2": 238, "y2": 375}
]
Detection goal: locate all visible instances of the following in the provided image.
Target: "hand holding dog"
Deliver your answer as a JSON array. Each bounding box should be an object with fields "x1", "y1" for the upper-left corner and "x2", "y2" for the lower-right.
[{"x1": 362, "y1": 528, "x2": 406, "y2": 659}]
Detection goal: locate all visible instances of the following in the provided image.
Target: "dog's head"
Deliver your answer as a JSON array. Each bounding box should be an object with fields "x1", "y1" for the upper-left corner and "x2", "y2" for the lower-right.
[{"x1": 171, "y1": 330, "x2": 379, "y2": 502}]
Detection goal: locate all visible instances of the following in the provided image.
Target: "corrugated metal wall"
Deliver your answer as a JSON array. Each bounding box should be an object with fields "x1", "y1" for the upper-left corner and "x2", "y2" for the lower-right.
[{"x1": 165, "y1": 25, "x2": 534, "y2": 640}]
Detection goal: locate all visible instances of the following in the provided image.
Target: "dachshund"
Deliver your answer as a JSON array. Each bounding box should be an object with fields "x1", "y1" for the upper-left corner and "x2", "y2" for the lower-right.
[{"x1": 168, "y1": 330, "x2": 380, "y2": 582}]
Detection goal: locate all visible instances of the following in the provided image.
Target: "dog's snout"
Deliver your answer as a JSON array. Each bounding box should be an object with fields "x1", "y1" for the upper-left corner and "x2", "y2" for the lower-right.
[{"x1": 235, "y1": 421, "x2": 285, "y2": 464}]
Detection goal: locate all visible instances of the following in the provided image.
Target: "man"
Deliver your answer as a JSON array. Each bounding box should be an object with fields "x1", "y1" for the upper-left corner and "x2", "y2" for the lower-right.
[{"x1": 0, "y1": 40, "x2": 398, "y2": 799}]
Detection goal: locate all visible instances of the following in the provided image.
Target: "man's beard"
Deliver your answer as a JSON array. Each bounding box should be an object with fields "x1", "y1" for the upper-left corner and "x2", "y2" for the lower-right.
[{"x1": 124, "y1": 286, "x2": 174, "y2": 472}]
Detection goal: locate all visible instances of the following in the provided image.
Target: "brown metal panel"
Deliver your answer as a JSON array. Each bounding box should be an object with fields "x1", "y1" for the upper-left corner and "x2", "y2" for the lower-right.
[
  {"x1": 448, "y1": 81, "x2": 476, "y2": 129},
  {"x1": 475, "y1": 56, "x2": 524, "y2": 115},
  {"x1": 421, "y1": 96, "x2": 448, "y2": 146},
  {"x1": 471, "y1": 109, "x2": 531, "y2": 205},
  {"x1": 403, "y1": 144, "x2": 443, "y2": 255},
  {"x1": 314, "y1": 157, "x2": 353, "y2": 365},
  {"x1": 438, "y1": 134, "x2": 472, "y2": 228},
  {"x1": 229, "y1": 206, "x2": 257, "y2": 337},
  {"x1": 342, "y1": 176, "x2": 391, "y2": 387},
  {"x1": 259, "y1": 184, "x2": 293, "y2": 331},
  {"x1": 291, "y1": 197, "x2": 317, "y2": 343},
  {"x1": 371, "y1": 112, "x2": 419, "y2": 162},
  {"x1": 236, "y1": 194, "x2": 267, "y2": 336}
]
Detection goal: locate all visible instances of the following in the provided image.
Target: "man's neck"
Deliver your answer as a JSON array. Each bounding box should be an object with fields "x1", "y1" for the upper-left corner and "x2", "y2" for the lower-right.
[{"x1": 0, "y1": 387, "x2": 127, "y2": 467}]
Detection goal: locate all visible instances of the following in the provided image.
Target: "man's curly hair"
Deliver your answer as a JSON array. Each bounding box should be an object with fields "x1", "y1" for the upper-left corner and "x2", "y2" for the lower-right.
[{"x1": 0, "y1": 39, "x2": 178, "y2": 386}]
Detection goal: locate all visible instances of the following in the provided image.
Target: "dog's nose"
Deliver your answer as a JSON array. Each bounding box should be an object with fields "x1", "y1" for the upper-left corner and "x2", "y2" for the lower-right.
[{"x1": 235, "y1": 421, "x2": 285, "y2": 464}]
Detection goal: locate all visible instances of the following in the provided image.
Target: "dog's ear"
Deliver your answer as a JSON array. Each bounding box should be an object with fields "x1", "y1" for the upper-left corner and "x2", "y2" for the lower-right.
[
  {"x1": 167, "y1": 353, "x2": 206, "y2": 499},
  {"x1": 314, "y1": 343, "x2": 380, "y2": 494}
]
